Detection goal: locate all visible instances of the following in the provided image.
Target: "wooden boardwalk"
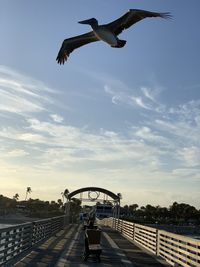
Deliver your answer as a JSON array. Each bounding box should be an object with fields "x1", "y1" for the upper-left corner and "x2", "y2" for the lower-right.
[{"x1": 6, "y1": 224, "x2": 170, "y2": 267}]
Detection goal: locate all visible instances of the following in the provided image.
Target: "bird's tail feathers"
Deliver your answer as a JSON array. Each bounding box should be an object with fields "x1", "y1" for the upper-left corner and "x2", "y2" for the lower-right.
[
  {"x1": 160, "y1": 12, "x2": 172, "y2": 20},
  {"x1": 112, "y1": 39, "x2": 126, "y2": 48}
]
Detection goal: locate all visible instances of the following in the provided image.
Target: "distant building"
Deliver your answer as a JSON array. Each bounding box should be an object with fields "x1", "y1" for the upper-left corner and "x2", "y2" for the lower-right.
[{"x1": 95, "y1": 204, "x2": 113, "y2": 218}]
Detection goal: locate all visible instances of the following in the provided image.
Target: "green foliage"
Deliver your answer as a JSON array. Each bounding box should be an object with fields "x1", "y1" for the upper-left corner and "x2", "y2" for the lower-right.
[
  {"x1": 0, "y1": 195, "x2": 17, "y2": 215},
  {"x1": 70, "y1": 198, "x2": 82, "y2": 213},
  {"x1": 13, "y1": 193, "x2": 19, "y2": 201},
  {"x1": 25, "y1": 187, "x2": 32, "y2": 201},
  {"x1": 0, "y1": 194, "x2": 64, "y2": 218},
  {"x1": 23, "y1": 198, "x2": 64, "y2": 218},
  {"x1": 121, "y1": 202, "x2": 200, "y2": 225}
]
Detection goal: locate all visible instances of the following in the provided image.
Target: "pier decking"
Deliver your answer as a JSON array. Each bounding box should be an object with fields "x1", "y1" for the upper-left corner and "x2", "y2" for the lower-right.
[{"x1": 6, "y1": 224, "x2": 169, "y2": 267}]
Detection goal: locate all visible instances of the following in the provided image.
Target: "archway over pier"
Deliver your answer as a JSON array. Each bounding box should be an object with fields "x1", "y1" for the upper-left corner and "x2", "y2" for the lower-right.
[
  {"x1": 66, "y1": 187, "x2": 121, "y2": 222},
  {"x1": 68, "y1": 187, "x2": 120, "y2": 202}
]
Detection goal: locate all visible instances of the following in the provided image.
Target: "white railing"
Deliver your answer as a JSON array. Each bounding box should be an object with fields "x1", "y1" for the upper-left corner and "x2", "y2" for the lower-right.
[
  {"x1": 0, "y1": 215, "x2": 67, "y2": 266},
  {"x1": 158, "y1": 230, "x2": 200, "y2": 267},
  {"x1": 99, "y1": 218, "x2": 200, "y2": 267}
]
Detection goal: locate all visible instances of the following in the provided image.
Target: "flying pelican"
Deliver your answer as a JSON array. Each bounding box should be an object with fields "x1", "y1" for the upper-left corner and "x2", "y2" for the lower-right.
[{"x1": 56, "y1": 9, "x2": 171, "y2": 64}]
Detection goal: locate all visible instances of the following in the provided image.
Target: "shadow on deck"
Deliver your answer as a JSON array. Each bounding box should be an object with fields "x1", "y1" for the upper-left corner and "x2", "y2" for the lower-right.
[{"x1": 6, "y1": 224, "x2": 170, "y2": 267}]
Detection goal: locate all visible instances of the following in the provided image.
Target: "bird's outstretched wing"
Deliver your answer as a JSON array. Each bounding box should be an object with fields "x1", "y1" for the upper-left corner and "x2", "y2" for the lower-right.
[
  {"x1": 56, "y1": 31, "x2": 99, "y2": 64},
  {"x1": 106, "y1": 9, "x2": 172, "y2": 36}
]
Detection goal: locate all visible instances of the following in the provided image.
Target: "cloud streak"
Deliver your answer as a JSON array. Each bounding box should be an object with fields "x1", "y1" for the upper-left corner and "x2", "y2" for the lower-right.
[
  {"x1": 104, "y1": 82, "x2": 165, "y2": 112},
  {"x1": 0, "y1": 65, "x2": 55, "y2": 115}
]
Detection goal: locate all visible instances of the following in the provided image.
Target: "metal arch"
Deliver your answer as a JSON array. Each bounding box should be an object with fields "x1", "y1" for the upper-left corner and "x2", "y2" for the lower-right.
[
  {"x1": 88, "y1": 190, "x2": 100, "y2": 201},
  {"x1": 67, "y1": 187, "x2": 120, "y2": 202}
]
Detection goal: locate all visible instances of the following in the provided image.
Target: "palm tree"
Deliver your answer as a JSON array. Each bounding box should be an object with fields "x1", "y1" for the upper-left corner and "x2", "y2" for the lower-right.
[
  {"x1": 61, "y1": 192, "x2": 65, "y2": 203},
  {"x1": 25, "y1": 187, "x2": 32, "y2": 201},
  {"x1": 117, "y1": 193, "x2": 122, "y2": 199},
  {"x1": 13, "y1": 193, "x2": 19, "y2": 201},
  {"x1": 57, "y1": 199, "x2": 63, "y2": 207},
  {"x1": 129, "y1": 204, "x2": 139, "y2": 215},
  {"x1": 64, "y1": 188, "x2": 69, "y2": 201}
]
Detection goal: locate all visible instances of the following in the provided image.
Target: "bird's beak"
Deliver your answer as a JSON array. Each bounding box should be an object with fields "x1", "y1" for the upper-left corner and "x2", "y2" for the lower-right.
[{"x1": 78, "y1": 19, "x2": 92, "y2": 25}]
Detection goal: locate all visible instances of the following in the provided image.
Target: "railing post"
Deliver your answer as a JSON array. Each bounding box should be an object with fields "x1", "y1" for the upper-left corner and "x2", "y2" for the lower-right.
[
  {"x1": 120, "y1": 219, "x2": 123, "y2": 233},
  {"x1": 29, "y1": 222, "x2": 34, "y2": 248},
  {"x1": 112, "y1": 217, "x2": 115, "y2": 229},
  {"x1": 156, "y1": 229, "x2": 159, "y2": 256},
  {"x1": 133, "y1": 223, "x2": 135, "y2": 241}
]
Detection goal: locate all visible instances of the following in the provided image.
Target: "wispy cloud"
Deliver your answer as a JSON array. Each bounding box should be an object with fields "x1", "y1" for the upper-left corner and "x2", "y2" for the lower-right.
[
  {"x1": 133, "y1": 126, "x2": 169, "y2": 145},
  {"x1": 104, "y1": 82, "x2": 165, "y2": 112},
  {"x1": 0, "y1": 65, "x2": 55, "y2": 115},
  {"x1": 50, "y1": 114, "x2": 64, "y2": 123},
  {"x1": 0, "y1": 116, "x2": 162, "y2": 171},
  {"x1": 0, "y1": 68, "x2": 199, "y2": 178},
  {"x1": 6, "y1": 149, "x2": 29, "y2": 157},
  {"x1": 177, "y1": 146, "x2": 200, "y2": 167},
  {"x1": 131, "y1": 96, "x2": 152, "y2": 110},
  {"x1": 81, "y1": 68, "x2": 166, "y2": 111}
]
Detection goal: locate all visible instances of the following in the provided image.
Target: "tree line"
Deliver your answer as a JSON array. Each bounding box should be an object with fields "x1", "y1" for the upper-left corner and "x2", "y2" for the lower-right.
[
  {"x1": 1, "y1": 191, "x2": 199, "y2": 225},
  {"x1": 0, "y1": 192, "x2": 81, "y2": 219},
  {"x1": 120, "y1": 202, "x2": 200, "y2": 225}
]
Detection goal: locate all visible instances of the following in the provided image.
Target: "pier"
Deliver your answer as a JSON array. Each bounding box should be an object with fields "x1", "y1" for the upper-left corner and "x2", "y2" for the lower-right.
[{"x1": 1, "y1": 215, "x2": 200, "y2": 267}]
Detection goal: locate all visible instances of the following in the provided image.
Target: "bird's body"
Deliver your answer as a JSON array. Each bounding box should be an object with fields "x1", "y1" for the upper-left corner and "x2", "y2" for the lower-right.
[
  {"x1": 56, "y1": 9, "x2": 171, "y2": 64},
  {"x1": 93, "y1": 26, "x2": 118, "y2": 46},
  {"x1": 88, "y1": 23, "x2": 126, "y2": 48}
]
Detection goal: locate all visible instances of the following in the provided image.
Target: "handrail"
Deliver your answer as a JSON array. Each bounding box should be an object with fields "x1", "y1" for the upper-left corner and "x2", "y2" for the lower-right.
[
  {"x1": 0, "y1": 215, "x2": 67, "y2": 266},
  {"x1": 98, "y1": 217, "x2": 200, "y2": 267}
]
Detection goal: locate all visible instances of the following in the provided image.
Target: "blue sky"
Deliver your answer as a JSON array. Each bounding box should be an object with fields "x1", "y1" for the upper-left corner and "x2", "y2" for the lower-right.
[{"x1": 0, "y1": 0, "x2": 200, "y2": 207}]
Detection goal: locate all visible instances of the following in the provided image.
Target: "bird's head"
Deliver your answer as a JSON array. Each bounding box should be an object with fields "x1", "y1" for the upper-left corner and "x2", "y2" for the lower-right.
[{"x1": 78, "y1": 18, "x2": 98, "y2": 27}]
